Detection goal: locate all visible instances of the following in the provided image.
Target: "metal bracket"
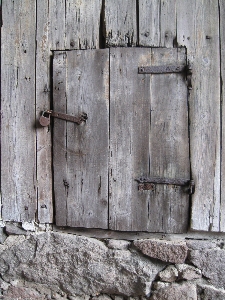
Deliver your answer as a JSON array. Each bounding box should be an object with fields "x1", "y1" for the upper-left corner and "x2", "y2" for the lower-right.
[
  {"x1": 136, "y1": 177, "x2": 195, "y2": 195},
  {"x1": 138, "y1": 61, "x2": 192, "y2": 90},
  {"x1": 46, "y1": 110, "x2": 87, "y2": 124},
  {"x1": 138, "y1": 65, "x2": 186, "y2": 74}
]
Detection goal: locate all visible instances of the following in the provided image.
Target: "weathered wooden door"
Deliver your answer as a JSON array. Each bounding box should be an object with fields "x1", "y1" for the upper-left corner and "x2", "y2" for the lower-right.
[{"x1": 53, "y1": 47, "x2": 190, "y2": 233}]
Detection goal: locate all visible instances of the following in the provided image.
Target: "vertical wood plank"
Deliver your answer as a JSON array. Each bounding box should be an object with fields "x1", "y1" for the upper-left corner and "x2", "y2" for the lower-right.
[
  {"x1": 53, "y1": 49, "x2": 109, "y2": 228},
  {"x1": 109, "y1": 48, "x2": 151, "y2": 231},
  {"x1": 160, "y1": 0, "x2": 176, "y2": 47},
  {"x1": 148, "y1": 48, "x2": 189, "y2": 233},
  {"x1": 65, "y1": 0, "x2": 102, "y2": 50},
  {"x1": 139, "y1": 0, "x2": 176, "y2": 47},
  {"x1": 37, "y1": 0, "x2": 67, "y2": 223},
  {"x1": 177, "y1": 0, "x2": 221, "y2": 231},
  {"x1": 139, "y1": 0, "x2": 160, "y2": 46},
  {"x1": 220, "y1": 0, "x2": 225, "y2": 231},
  {"x1": 36, "y1": 0, "x2": 103, "y2": 223},
  {"x1": 36, "y1": 0, "x2": 53, "y2": 223},
  {"x1": 53, "y1": 52, "x2": 67, "y2": 226},
  {"x1": 49, "y1": 0, "x2": 66, "y2": 50},
  {"x1": 105, "y1": 0, "x2": 137, "y2": 47},
  {"x1": 1, "y1": 0, "x2": 36, "y2": 221},
  {"x1": 109, "y1": 48, "x2": 189, "y2": 233}
]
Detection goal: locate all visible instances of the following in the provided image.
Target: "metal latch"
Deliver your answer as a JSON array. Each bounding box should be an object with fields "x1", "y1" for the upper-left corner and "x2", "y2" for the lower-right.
[
  {"x1": 138, "y1": 61, "x2": 192, "y2": 90},
  {"x1": 39, "y1": 110, "x2": 87, "y2": 127},
  {"x1": 136, "y1": 177, "x2": 195, "y2": 195}
]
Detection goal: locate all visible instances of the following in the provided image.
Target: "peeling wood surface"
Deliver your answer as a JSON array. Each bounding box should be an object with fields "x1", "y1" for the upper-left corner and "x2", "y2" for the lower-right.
[
  {"x1": 1, "y1": 0, "x2": 36, "y2": 221},
  {"x1": 65, "y1": 0, "x2": 102, "y2": 50},
  {"x1": 105, "y1": 0, "x2": 137, "y2": 47},
  {"x1": 53, "y1": 50, "x2": 109, "y2": 228}
]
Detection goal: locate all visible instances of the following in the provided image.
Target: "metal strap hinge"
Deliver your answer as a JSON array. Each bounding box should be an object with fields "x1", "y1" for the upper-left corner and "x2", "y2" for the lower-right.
[
  {"x1": 136, "y1": 177, "x2": 195, "y2": 195},
  {"x1": 138, "y1": 61, "x2": 192, "y2": 90}
]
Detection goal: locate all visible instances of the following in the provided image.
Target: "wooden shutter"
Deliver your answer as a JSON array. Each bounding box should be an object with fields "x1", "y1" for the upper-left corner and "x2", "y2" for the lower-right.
[
  {"x1": 109, "y1": 48, "x2": 189, "y2": 233},
  {"x1": 53, "y1": 48, "x2": 190, "y2": 233},
  {"x1": 53, "y1": 50, "x2": 109, "y2": 228}
]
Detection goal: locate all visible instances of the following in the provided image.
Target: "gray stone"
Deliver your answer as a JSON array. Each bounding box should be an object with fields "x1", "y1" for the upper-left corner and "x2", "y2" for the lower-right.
[
  {"x1": 92, "y1": 295, "x2": 112, "y2": 300},
  {"x1": 197, "y1": 284, "x2": 225, "y2": 300},
  {"x1": 175, "y1": 264, "x2": 202, "y2": 280},
  {"x1": 133, "y1": 239, "x2": 188, "y2": 263},
  {"x1": 106, "y1": 239, "x2": 130, "y2": 250},
  {"x1": 150, "y1": 282, "x2": 197, "y2": 300},
  {"x1": 186, "y1": 240, "x2": 216, "y2": 251},
  {"x1": 2, "y1": 286, "x2": 45, "y2": 300},
  {"x1": 152, "y1": 281, "x2": 170, "y2": 290},
  {"x1": 189, "y1": 247, "x2": 225, "y2": 289},
  {"x1": 0, "y1": 232, "x2": 165, "y2": 296},
  {"x1": 5, "y1": 224, "x2": 27, "y2": 235},
  {"x1": 0, "y1": 228, "x2": 7, "y2": 244},
  {"x1": 68, "y1": 296, "x2": 90, "y2": 300},
  {"x1": 158, "y1": 265, "x2": 178, "y2": 282}
]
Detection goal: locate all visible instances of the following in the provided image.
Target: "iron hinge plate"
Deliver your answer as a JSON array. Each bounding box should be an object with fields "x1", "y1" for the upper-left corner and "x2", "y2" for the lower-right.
[{"x1": 136, "y1": 177, "x2": 195, "y2": 195}]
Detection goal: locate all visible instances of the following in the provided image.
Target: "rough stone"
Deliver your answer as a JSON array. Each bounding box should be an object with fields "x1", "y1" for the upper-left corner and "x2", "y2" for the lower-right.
[
  {"x1": 189, "y1": 247, "x2": 225, "y2": 289},
  {"x1": 175, "y1": 264, "x2": 202, "y2": 280},
  {"x1": 186, "y1": 240, "x2": 216, "y2": 251},
  {"x1": 149, "y1": 282, "x2": 197, "y2": 300},
  {"x1": 158, "y1": 265, "x2": 178, "y2": 282},
  {"x1": 197, "y1": 284, "x2": 225, "y2": 299},
  {"x1": 133, "y1": 239, "x2": 188, "y2": 263},
  {"x1": 106, "y1": 239, "x2": 130, "y2": 250},
  {"x1": 0, "y1": 232, "x2": 165, "y2": 296},
  {"x1": 22, "y1": 221, "x2": 36, "y2": 231},
  {"x1": 2, "y1": 286, "x2": 46, "y2": 300},
  {"x1": 152, "y1": 281, "x2": 170, "y2": 290},
  {"x1": 0, "y1": 227, "x2": 7, "y2": 244},
  {"x1": 5, "y1": 224, "x2": 27, "y2": 235},
  {"x1": 68, "y1": 296, "x2": 90, "y2": 300},
  {"x1": 92, "y1": 295, "x2": 112, "y2": 300}
]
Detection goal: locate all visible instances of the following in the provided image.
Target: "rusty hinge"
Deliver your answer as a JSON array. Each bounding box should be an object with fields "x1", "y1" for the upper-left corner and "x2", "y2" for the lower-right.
[
  {"x1": 136, "y1": 177, "x2": 195, "y2": 195},
  {"x1": 138, "y1": 61, "x2": 192, "y2": 90}
]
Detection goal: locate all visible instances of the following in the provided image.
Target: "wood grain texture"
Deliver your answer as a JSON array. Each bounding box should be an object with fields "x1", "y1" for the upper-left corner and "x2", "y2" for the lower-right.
[
  {"x1": 65, "y1": 0, "x2": 102, "y2": 50},
  {"x1": 105, "y1": 0, "x2": 137, "y2": 47},
  {"x1": 53, "y1": 50, "x2": 109, "y2": 228},
  {"x1": 36, "y1": 0, "x2": 53, "y2": 223},
  {"x1": 177, "y1": 0, "x2": 221, "y2": 231},
  {"x1": 139, "y1": 0, "x2": 176, "y2": 47},
  {"x1": 1, "y1": 0, "x2": 36, "y2": 221},
  {"x1": 220, "y1": 0, "x2": 225, "y2": 231},
  {"x1": 36, "y1": 0, "x2": 103, "y2": 223},
  {"x1": 109, "y1": 48, "x2": 189, "y2": 233}
]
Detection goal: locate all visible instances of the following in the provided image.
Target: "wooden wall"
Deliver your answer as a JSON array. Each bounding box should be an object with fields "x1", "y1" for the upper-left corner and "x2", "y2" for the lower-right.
[{"x1": 1, "y1": 0, "x2": 224, "y2": 232}]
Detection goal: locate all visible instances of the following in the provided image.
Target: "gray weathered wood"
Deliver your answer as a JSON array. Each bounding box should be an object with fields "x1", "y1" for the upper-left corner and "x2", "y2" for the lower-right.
[
  {"x1": 220, "y1": 0, "x2": 225, "y2": 232},
  {"x1": 139, "y1": 0, "x2": 160, "y2": 46},
  {"x1": 1, "y1": 0, "x2": 36, "y2": 221},
  {"x1": 105, "y1": 0, "x2": 137, "y2": 47},
  {"x1": 109, "y1": 48, "x2": 189, "y2": 233},
  {"x1": 139, "y1": 0, "x2": 176, "y2": 47},
  {"x1": 177, "y1": 0, "x2": 221, "y2": 231},
  {"x1": 36, "y1": 0, "x2": 54, "y2": 223},
  {"x1": 65, "y1": 0, "x2": 102, "y2": 49},
  {"x1": 53, "y1": 50, "x2": 109, "y2": 228},
  {"x1": 36, "y1": 0, "x2": 103, "y2": 223}
]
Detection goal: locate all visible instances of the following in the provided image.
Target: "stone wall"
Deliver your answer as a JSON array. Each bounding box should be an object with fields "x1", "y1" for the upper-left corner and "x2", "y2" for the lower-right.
[{"x1": 0, "y1": 224, "x2": 225, "y2": 299}]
